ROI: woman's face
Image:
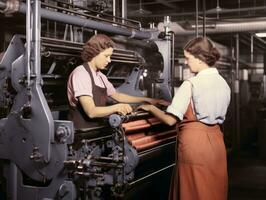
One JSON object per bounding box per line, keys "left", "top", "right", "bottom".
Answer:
{"left": 184, "top": 50, "right": 200, "bottom": 73}
{"left": 94, "top": 47, "right": 113, "bottom": 70}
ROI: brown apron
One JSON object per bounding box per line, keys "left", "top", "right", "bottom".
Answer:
{"left": 68, "top": 63, "right": 108, "bottom": 130}
{"left": 169, "top": 102, "right": 228, "bottom": 200}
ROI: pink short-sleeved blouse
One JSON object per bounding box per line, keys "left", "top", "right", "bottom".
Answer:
{"left": 67, "top": 65, "right": 116, "bottom": 107}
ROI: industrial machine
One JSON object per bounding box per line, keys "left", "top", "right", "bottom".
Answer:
{"left": 0, "top": 0, "right": 176, "bottom": 199}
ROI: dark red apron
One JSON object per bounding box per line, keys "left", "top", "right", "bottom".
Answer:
{"left": 69, "top": 63, "right": 108, "bottom": 130}
{"left": 169, "top": 102, "right": 228, "bottom": 200}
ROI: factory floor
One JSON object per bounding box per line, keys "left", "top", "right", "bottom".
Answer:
{"left": 228, "top": 147, "right": 266, "bottom": 200}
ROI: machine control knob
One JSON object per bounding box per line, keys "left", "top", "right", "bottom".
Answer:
{"left": 109, "top": 114, "right": 123, "bottom": 128}
{"left": 56, "top": 125, "right": 71, "bottom": 143}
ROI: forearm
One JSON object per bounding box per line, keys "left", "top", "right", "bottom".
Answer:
{"left": 83, "top": 105, "right": 117, "bottom": 118}
{"left": 79, "top": 96, "right": 117, "bottom": 118}
{"left": 149, "top": 106, "right": 177, "bottom": 126}
{"left": 112, "top": 92, "right": 149, "bottom": 103}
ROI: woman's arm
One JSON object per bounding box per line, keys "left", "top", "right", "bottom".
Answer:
{"left": 79, "top": 96, "right": 132, "bottom": 118}
{"left": 138, "top": 104, "right": 178, "bottom": 126}
{"left": 111, "top": 92, "right": 170, "bottom": 105}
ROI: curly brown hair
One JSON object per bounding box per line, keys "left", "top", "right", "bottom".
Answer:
{"left": 184, "top": 37, "right": 220, "bottom": 66}
{"left": 81, "top": 34, "right": 115, "bottom": 62}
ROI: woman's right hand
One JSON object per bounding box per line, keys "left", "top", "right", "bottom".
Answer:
{"left": 137, "top": 104, "right": 153, "bottom": 112}
{"left": 114, "top": 103, "right": 133, "bottom": 115}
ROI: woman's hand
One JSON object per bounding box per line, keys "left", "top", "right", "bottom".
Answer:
{"left": 137, "top": 104, "right": 154, "bottom": 112}
{"left": 138, "top": 104, "right": 177, "bottom": 126}
{"left": 114, "top": 103, "right": 133, "bottom": 115}
{"left": 145, "top": 98, "right": 171, "bottom": 106}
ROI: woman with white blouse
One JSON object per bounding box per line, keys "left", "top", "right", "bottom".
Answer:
{"left": 138, "top": 37, "right": 231, "bottom": 200}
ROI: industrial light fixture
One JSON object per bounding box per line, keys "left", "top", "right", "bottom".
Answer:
{"left": 255, "top": 32, "right": 266, "bottom": 37}
{"left": 129, "top": 0, "right": 151, "bottom": 16}
{"left": 206, "top": 0, "right": 223, "bottom": 19}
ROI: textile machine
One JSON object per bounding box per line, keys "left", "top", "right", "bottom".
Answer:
{"left": 0, "top": 0, "right": 176, "bottom": 199}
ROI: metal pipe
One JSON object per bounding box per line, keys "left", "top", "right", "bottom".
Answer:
{"left": 235, "top": 34, "right": 240, "bottom": 150}
{"left": 111, "top": 57, "right": 139, "bottom": 62}
{"left": 42, "top": 36, "right": 83, "bottom": 45}
{"left": 0, "top": 1, "right": 151, "bottom": 39}
{"left": 42, "top": 51, "right": 80, "bottom": 57}
{"left": 113, "top": 0, "right": 116, "bottom": 22}
{"left": 110, "top": 59, "right": 140, "bottom": 64}
{"left": 111, "top": 54, "right": 138, "bottom": 59}
{"left": 42, "top": 42, "right": 82, "bottom": 51}
{"left": 122, "top": 0, "right": 127, "bottom": 24}
{"left": 171, "top": 32, "right": 175, "bottom": 96}
{"left": 202, "top": 0, "right": 206, "bottom": 37}
{"left": 263, "top": 55, "right": 266, "bottom": 99}
{"left": 235, "top": 34, "right": 240, "bottom": 89}
{"left": 139, "top": 141, "right": 176, "bottom": 156}
{"left": 251, "top": 34, "right": 254, "bottom": 63}
{"left": 114, "top": 48, "right": 137, "bottom": 54}
{"left": 134, "top": 135, "right": 176, "bottom": 151}
{"left": 26, "top": 0, "right": 31, "bottom": 88}
{"left": 264, "top": 53, "right": 266, "bottom": 75}
{"left": 112, "top": 52, "right": 136, "bottom": 58}
{"left": 195, "top": 0, "right": 198, "bottom": 36}
{"left": 171, "top": 20, "right": 266, "bottom": 35}
{"left": 111, "top": 58, "right": 139, "bottom": 62}
{"left": 51, "top": 0, "right": 141, "bottom": 28}
{"left": 132, "top": 5, "right": 266, "bottom": 18}
{"left": 32, "top": 0, "right": 41, "bottom": 81}
{"left": 128, "top": 163, "right": 175, "bottom": 186}
{"left": 238, "top": 0, "right": 241, "bottom": 16}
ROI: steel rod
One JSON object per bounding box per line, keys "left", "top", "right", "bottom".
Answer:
{"left": 128, "top": 163, "right": 175, "bottom": 186}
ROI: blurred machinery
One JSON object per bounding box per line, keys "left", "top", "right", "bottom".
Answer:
{"left": 0, "top": 0, "right": 176, "bottom": 199}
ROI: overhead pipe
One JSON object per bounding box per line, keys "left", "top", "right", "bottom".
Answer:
{"left": 159, "top": 20, "right": 266, "bottom": 35}
{"left": 139, "top": 6, "right": 266, "bottom": 18}
{"left": 0, "top": 1, "right": 152, "bottom": 40}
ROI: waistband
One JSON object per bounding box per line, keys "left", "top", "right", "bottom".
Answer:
{"left": 178, "top": 120, "right": 221, "bottom": 131}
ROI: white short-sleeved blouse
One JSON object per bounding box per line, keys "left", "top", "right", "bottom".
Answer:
{"left": 166, "top": 68, "right": 231, "bottom": 124}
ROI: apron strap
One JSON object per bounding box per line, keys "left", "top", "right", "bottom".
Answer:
{"left": 83, "top": 62, "right": 107, "bottom": 89}
{"left": 186, "top": 80, "right": 197, "bottom": 120}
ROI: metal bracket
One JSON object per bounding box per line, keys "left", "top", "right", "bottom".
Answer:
{"left": 54, "top": 120, "right": 74, "bottom": 144}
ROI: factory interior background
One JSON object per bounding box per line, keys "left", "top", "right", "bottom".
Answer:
{"left": 1, "top": 0, "right": 266, "bottom": 199}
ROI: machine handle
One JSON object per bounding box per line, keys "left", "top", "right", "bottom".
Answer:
{"left": 109, "top": 111, "right": 150, "bottom": 128}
